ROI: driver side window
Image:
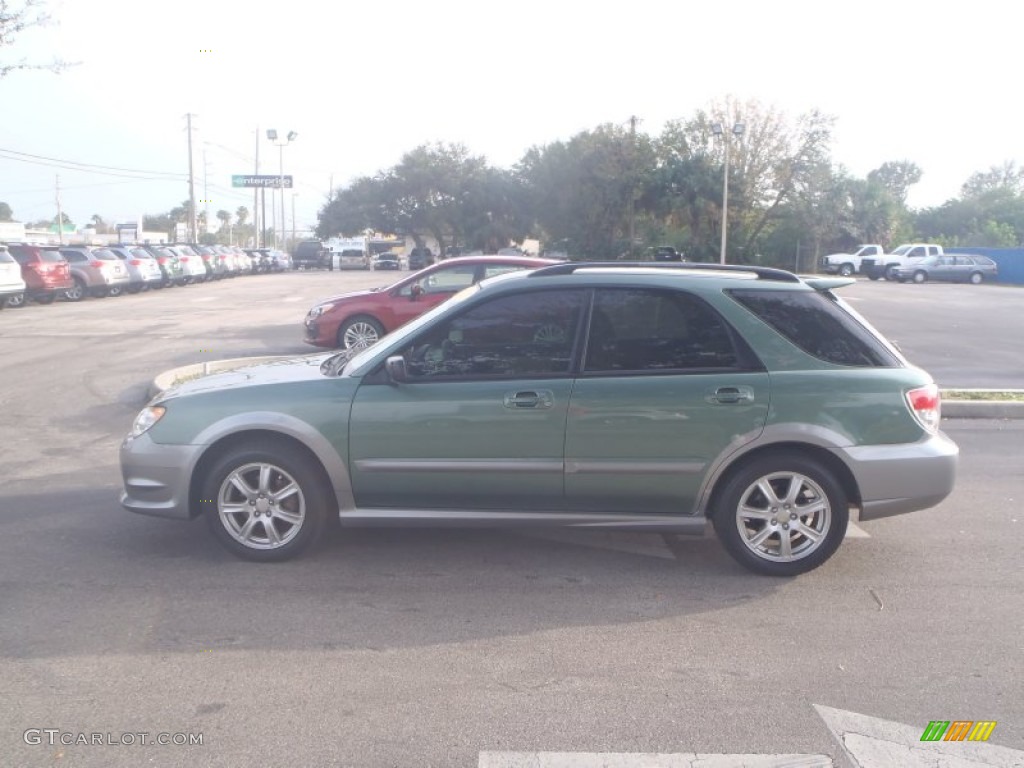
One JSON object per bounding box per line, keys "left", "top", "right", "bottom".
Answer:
{"left": 399, "top": 264, "right": 478, "bottom": 297}
{"left": 400, "top": 289, "right": 586, "bottom": 379}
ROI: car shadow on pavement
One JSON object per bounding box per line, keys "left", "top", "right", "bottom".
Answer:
{"left": 0, "top": 483, "right": 788, "bottom": 660}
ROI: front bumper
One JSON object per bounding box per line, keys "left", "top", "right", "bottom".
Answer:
{"left": 120, "top": 432, "right": 204, "bottom": 520}
{"left": 845, "top": 431, "right": 959, "bottom": 521}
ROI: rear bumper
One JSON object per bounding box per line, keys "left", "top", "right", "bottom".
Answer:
{"left": 844, "top": 431, "right": 959, "bottom": 521}
{"left": 120, "top": 433, "right": 202, "bottom": 520}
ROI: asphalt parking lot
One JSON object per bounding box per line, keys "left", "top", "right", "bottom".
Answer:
{"left": 1, "top": 272, "right": 1022, "bottom": 767}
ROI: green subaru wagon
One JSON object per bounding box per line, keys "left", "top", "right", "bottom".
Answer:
{"left": 120, "top": 263, "right": 958, "bottom": 575}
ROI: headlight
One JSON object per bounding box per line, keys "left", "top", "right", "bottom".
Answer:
{"left": 130, "top": 406, "right": 166, "bottom": 438}
{"left": 308, "top": 303, "right": 334, "bottom": 319}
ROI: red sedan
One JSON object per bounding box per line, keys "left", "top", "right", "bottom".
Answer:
{"left": 303, "top": 255, "right": 555, "bottom": 350}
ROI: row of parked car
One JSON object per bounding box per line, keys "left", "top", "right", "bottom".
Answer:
{"left": 0, "top": 243, "right": 293, "bottom": 307}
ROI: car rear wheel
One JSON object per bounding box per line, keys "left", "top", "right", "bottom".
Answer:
{"left": 712, "top": 453, "right": 849, "bottom": 576}
{"left": 883, "top": 265, "right": 898, "bottom": 281}
{"left": 969, "top": 272, "right": 984, "bottom": 285}
{"left": 338, "top": 316, "right": 384, "bottom": 351}
{"left": 913, "top": 271, "right": 927, "bottom": 284}
{"left": 201, "top": 442, "right": 329, "bottom": 562}
{"left": 4, "top": 293, "right": 25, "bottom": 308}
{"left": 64, "top": 278, "right": 87, "bottom": 302}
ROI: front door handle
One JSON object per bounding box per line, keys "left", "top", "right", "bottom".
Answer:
{"left": 708, "top": 386, "right": 755, "bottom": 404}
{"left": 504, "top": 390, "right": 554, "bottom": 409}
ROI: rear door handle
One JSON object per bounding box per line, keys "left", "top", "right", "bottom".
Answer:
{"left": 504, "top": 390, "right": 554, "bottom": 409}
{"left": 708, "top": 386, "right": 755, "bottom": 404}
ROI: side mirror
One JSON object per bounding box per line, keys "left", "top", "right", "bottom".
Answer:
{"left": 410, "top": 283, "right": 424, "bottom": 301}
{"left": 385, "top": 355, "right": 408, "bottom": 384}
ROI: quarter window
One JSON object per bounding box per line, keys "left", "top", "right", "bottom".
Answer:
{"left": 729, "top": 289, "right": 899, "bottom": 367}
{"left": 401, "top": 289, "right": 586, "bottom": 379}
{"left": 584, "top": 288, "right": 739, "bottom": 372}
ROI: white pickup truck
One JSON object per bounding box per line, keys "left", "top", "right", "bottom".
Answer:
{"left": 862, "top": 243, "right": 945, "bottom": 281}
{"left": 820, "top": 244, "right": 884, "bottom": 276}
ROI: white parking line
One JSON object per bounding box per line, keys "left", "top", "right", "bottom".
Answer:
{"left": 479, "top": 753, "right": 832, "bottom": 767}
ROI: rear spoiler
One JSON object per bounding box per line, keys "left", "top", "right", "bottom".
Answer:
{"left": 801, "top": 276, "right": 856, "bottom": 291}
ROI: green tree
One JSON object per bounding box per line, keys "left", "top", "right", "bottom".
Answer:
{"left": 961, "top": 161, "right": 1024, "bottom": 198}
{"left": 519, "top": 123, "right": 654, "bottom": 259}
{"left": 89, "top": 214, "right": 109, "bottom": 233}
{"left": 235, "top": 206, "right": 249, "bottom": 226}
{"left": 867, "top": 160, "right": 922, "bottom": 204}
{"left": 0, "top": 202, "right": 13, "bottom": 221}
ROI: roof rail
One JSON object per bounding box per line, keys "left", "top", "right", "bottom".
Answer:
{"left": 527, "top": 261, "right": 801, "bottom": 283}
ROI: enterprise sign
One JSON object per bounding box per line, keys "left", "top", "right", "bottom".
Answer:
{"left": 231, "top": 175, "right": 294, "bottom": 188}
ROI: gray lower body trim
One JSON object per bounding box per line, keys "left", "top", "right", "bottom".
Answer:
{"left": 337, "top": 508, "right": 707, "bottom": 534}
{"left": 119, "top": 434, "right": 200, "bottom": 520}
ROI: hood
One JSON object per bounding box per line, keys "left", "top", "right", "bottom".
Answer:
{"left": 158, "top": 353, "right": 336, "bottom": 401}
{"left": 311, "top": 287, "right": 384, "bottom": 307}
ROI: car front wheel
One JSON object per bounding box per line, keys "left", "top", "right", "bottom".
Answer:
{"left": 838, "top": 263, "right": 854, "bottom": 277}
{"left": 201, "top": 442, "right": 329, "bottom": 561}
{"left": 712, "top": 453, "right": 849, "bottom": 576}
{"left": 338, "top": 316, "right": 384, "bottom": 351}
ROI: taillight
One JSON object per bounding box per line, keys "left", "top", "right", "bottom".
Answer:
{"left": 158, "top": 257, "right": 167, "bottom": 264}
{"left": 906, "top": 384, "right": 941, "bottom": 433}
{"left": 129, "top": 259, "right": 142, "bottom": 266}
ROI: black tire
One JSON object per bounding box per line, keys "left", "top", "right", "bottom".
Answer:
{"left": 838, "top": 263, "right": 854, "bottom": 277}
{"left": 883, "top": 265, "right": 898, "bottom": 281}
{"left": 969, "top": 271, "right": 984, "bottom": 285}
{"left": 34, "top": 293, "right": 57, "bottom": 305}
{"left": 711, "top": 453, "right": 849, "bottom": 576}
{"left": 4, "top": 293, "right": 25, "bottom": 308}
{"left": 912, "top": 271, "right": 927, "bottom": 284}
{"left": 200, "top": 441, "right": 329, "bottom": 562}
{"left": 108, "top": 285, "right": 124, "bottom": 297}
{"left": 337, "top": 315, "right": 385, "bottom": 351}
{"left": 64, "top": 277, "right": 87, "bottom": 302}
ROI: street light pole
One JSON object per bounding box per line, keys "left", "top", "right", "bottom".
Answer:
{"left": 291, "top": 193, "right": 297, "bottom": 249}
{"left": 712, "top": 121, "right": 745, "bottom": 264}
{"left": 266, "top": 129, "right": 297, "bottom": 251}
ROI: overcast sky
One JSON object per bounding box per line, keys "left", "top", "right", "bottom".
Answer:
{"left": 1, "top": 0, "right": 1020, "bottom": 234}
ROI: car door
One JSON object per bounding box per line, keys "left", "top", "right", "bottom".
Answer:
{"left": 564, "top": 288, "right": 770, "bottom": 515}
{"left": 386, "top": 262, "right": 481, "bottom": 328}
{"left": 349, "top": 287, "right": 588, "bottom": 510}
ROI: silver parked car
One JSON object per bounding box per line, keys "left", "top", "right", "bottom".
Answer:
{"left": 168, "top": 245, "right": 209, "bottom": 284}
{"left": 108, "top": 246, "right": 164, "bottom": 292}
{"left": 0, "top": 244, "right": 27, "bottom": 308}
{"left": 893, "top": 254, "right": 999, "bottom": 284}
{"left": 59, "top": 246, "right": 132, "bottom": 300}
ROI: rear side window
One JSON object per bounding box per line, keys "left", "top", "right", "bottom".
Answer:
{"left": 729, "top": 289, "right": 899, "bottom": 367}
{"left": 39, "top": 249, "right": 64, "bottom": 263}
{"left": 585, "top": 288, "right": 741, "bottom": 372}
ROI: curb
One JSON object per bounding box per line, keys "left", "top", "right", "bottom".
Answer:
{"left": 941, "top": 400, "right": 1024, "bottom": 420}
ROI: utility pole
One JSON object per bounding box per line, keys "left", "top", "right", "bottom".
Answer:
{"left": 55, "top": 174, "right": 64, "bottom": 245}
{"left": 203, "top": 148, "right": 210, "bottom": 240}
{"left": 185, "top": 113, "right": 197, "bottom": 243}
{"left": 291, "top": 193, "right": 297, "bottom": 248}
{"left": 254, "top": 125, "right": 260, "bottom": 247}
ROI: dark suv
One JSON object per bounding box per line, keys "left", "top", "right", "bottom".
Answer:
{"left": 407, "top": 247, "right": 435, "bottom": 270}
{"left": 292, "top": 240, "right": 330, "bottom": 270}
{"left": 6, "top": 243, "right": 74, "bottom": 304}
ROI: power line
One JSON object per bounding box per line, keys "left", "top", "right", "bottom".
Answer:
{"left": 0, "top": 147, "right": 187, "bottom": 178}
